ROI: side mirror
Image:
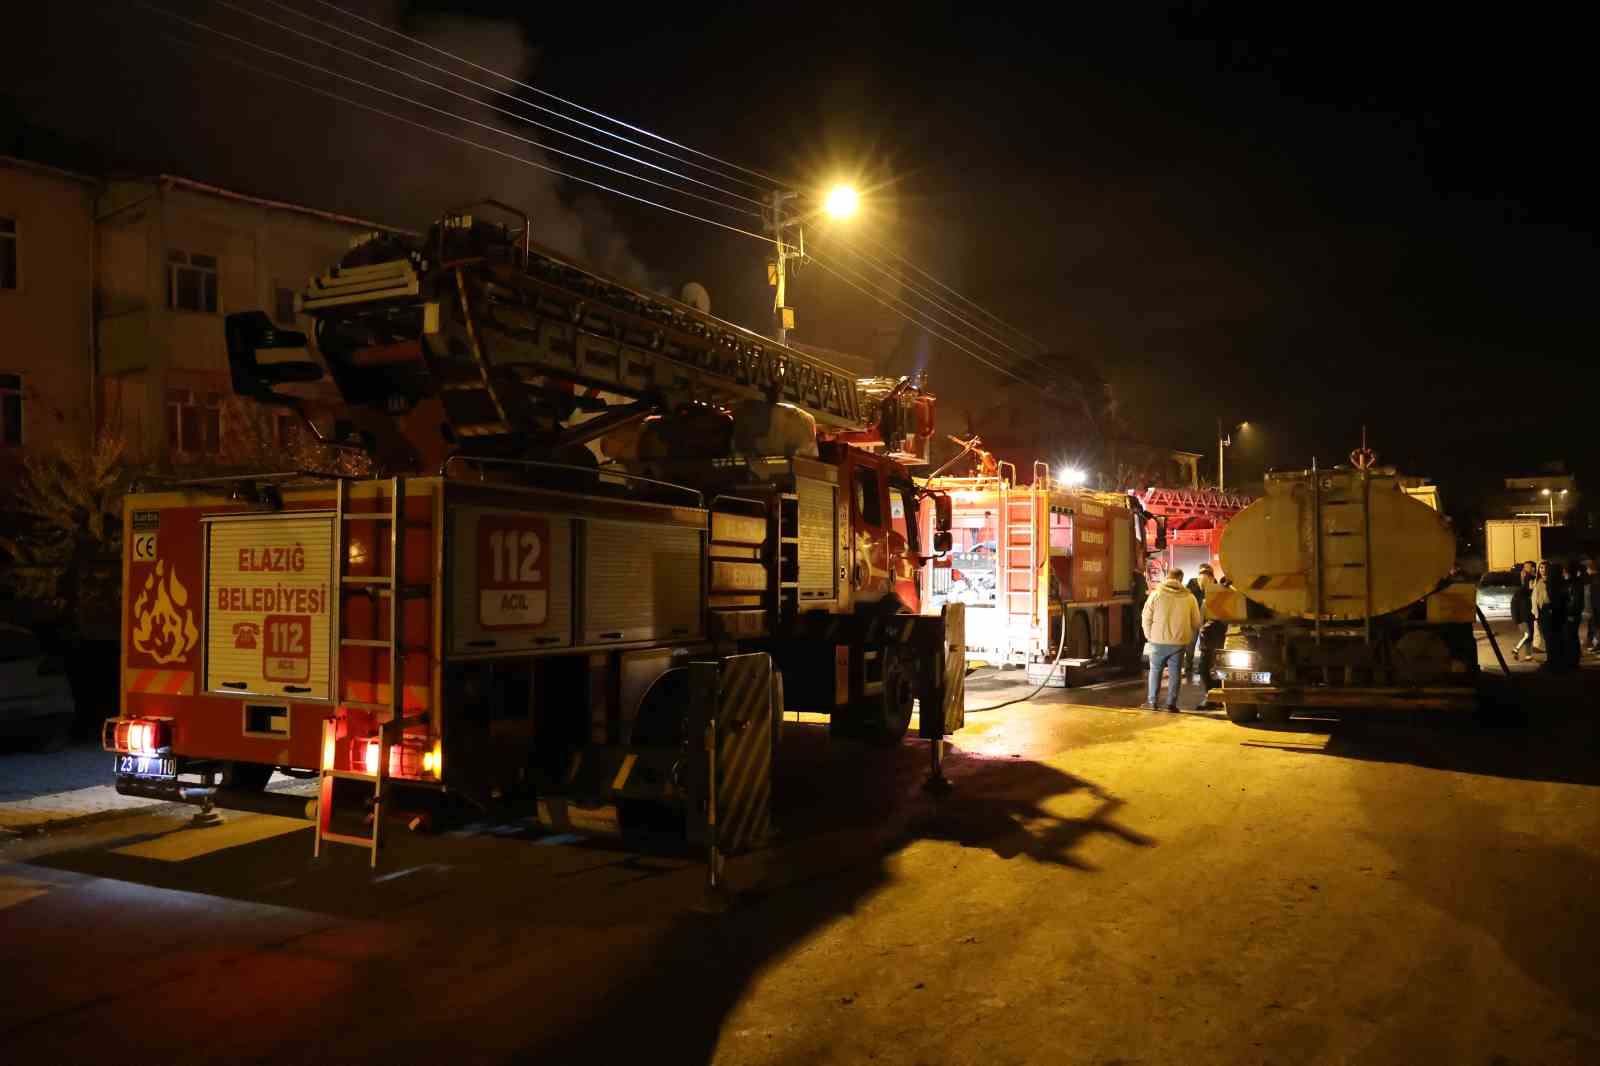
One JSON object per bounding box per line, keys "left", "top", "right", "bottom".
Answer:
{"left": 933, "top": 530, "right": 953, "bottom": 555}
{"left": 1153, "top": 516, "right": 1168, "bottom": 552}
{"left": 934, "top": 493, "right": 953, "bottom": 532}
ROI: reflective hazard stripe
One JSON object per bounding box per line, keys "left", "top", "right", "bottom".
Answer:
{"left": 127, "top": 670, "right": 195, "bottom": 695}
{"left": 1249, "top": 573, "right": 1308, "bottom": 591}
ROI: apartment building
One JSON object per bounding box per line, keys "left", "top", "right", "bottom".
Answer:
{"left": 0, "top": 155, "right": 97, "bottom": 475}
{"left": 95, "top": 175, "right": 401, "bottom": 465}
{"left": 0, "top": 155, "right": 403, "bottom": 477}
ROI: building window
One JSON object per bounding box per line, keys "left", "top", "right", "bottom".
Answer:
{"left": 274, "top": 286, "right": 297, "bottom": 325}
{"left": 1, "top": 373, "right": 21, "bottom": 445}
{"left": 166, "top": 388, "right": 221, "bottom": 455}
{"left": 167, "top": 250, "right": 219, "bottom": 313}
{"left": 1, "top": 217, "right": 16, "bottom": 290}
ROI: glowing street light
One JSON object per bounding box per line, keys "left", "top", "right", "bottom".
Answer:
{"left": 1059, "top": 466, "right": 1086, "bottom": 487}
{"left": 1541, "top": 487, "right": 1569, "bottom": 523}
{"left": 823, "top": 184, "right": 860, "bottom": 219}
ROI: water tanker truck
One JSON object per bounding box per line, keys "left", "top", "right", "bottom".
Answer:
{"left": 1202, "top": 459, "right": 1481, "bottom": 725}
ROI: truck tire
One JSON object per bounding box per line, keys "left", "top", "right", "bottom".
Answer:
{"left": 864, "top": 647, "right": 916, "bottom": 746}
{"left": 1224, "top": 700, "right": 1258, "bottom": 725}
{"left": 1258, "top": 704, "right": 1292, "bottom": 725}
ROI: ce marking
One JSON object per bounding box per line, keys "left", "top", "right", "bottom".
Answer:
{"left": 132, "top": 533, "right": 159, "bottom": 562}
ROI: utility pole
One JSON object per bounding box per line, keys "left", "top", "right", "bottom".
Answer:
{"left": 766, "top": 190, "right": 800, "bottom": 345}
{"left": 1217, "top": 417, "right": 1230, "bottom": 494}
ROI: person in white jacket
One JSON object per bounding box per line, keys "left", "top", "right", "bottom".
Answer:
{"left": 1142, "top": 568, "right": 1203, "bottom": 710}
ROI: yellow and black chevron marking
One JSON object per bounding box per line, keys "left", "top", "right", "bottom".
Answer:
{"left": 1249, "top": 573, "right": 1308, "bottom": 591}
{"left": 922, "top": 602, "right": 967, "bottom": 737}
{"left": 687, "top": 653, "right": 773, "bottom": 855}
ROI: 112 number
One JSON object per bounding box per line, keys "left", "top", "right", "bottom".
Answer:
{"left": 488, "top": 530, "right": 542, "bottom": 584}
{"left": 267, "top": 620, "right": 305, "bottom": 655}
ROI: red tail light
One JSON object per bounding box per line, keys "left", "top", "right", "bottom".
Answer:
{"left": 106, "top": 717, "right": 173, "bottom": 754}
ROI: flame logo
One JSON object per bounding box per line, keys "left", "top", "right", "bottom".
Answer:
{"left": 132, "top": 559, "right": 200, "bottom": 665}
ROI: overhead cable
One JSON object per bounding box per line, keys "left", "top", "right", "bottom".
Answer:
{"left": 157, "top": 31, "right": 796, "bottom": 250}
{"left": 217, "top": 0, "right": 765, "bottom": 212}
{"left": 146, "top": 4, "right": 754, "bottom": 218}
{"left": 302, "top": 0, "right": 789, "bottom": 191}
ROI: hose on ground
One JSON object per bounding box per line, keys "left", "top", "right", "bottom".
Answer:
{"left": 966, "top": 615, "right": 1070, "bottom": 713}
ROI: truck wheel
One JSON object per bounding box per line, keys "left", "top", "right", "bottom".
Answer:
{"left": 1224, "top": 701, "right": 1259, "bottom": 725}
{"left": 1258, "top": 704, "right": 1292, "bottom": 725}
{"left": 865, "top": 648, "right": 916, "bottom": 746}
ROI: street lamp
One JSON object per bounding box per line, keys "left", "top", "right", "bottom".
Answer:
{"left": 1541, "top": 487, "right": 1569, "bottom": 523}
{"left": 823, "top": 184, "right": 860, "bottom": 220}
{"left": 766, "top": 182, "right": 863, "bottom": 345}
{"left": 1217, "top": 419, "right": 1250, "bottom": 493}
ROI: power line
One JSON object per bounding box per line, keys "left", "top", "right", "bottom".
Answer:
{"left": 303, "top": 0, "right": 790, "bottom": 192}
{"left": 799, "top": 194, "right": 1050, "bottom": 352}
{"left": 218, "top": 0, "right": 765, "bottom": 212}
{"left": 146, "top": 4, "right": 754, "bottom": 219}
{"left": 801, "top": 249, "right": 1042, "bottom": 389}
{"left": 250, "top": 0, "right": 772, "bottom": 208}
{"left": 157, "top": 31, "right": 795, "bottom": 250}
{"left": 808, "top": 231, "right": 1058, "bottom": 374}
{"left": 150, "top": 8, "right": 1044, "bottom": 387}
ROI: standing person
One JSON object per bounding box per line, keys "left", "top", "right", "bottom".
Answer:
{"left": 1184, "top": 566, "right": 1212, "bottom": 682}
{"left": 1531, "top": 561, "right": 1550, "bottom": 658}
{"left": 1190, "top": 564, "right": 1222, "bottom": 682}
{"left": 1564, "top": 560, "right": 1585, "bottom": 667}
{"left": 1142, "top": 567, "right": 1202, "bottom": 711}
{"left": 1586, "top": 560, "right": 1600, "bottom": 653}
{"left": 1511, "top": 561, "right": 1536, "bottom": 662}
{"left": 1537, "top": 562, "right": 1567, "bottom": 672}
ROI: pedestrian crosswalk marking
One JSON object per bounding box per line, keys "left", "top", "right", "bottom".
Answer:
{"left": 113, "top": 813, "right": 309, "bottom": 862}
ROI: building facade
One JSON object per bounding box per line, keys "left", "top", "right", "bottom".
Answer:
{"left": 0, "top": 156, "right": 97, "bottom": 476}
{"left": 93, "top": 175, "right": 400, "bottom": 466}
{"left": 2, "top": 157, "right": 404, "bottom": 480}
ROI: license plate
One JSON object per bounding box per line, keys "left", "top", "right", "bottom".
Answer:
{"left": 1224, "top": 670, "right": 1273, "bottom": 685}
{"left": 115, "top": 754, "right": 176, "bottom": 779}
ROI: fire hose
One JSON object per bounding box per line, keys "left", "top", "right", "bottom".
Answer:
{"left": 965, "top": 611, "right": 1070, "bottom": 713}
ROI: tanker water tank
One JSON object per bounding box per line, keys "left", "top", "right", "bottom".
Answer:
{"left": 1219, "top": 469, "right": 1455, "bottom": 621}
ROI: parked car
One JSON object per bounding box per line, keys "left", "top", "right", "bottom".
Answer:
{"left": 0, "top": 623, "right": 74, "bottom": 752}
{"left": 1476, "top": 569, "right": 1519, "bottom": 621}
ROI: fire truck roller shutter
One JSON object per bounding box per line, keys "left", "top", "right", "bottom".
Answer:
{"left": 205, "top": 515, "right": 335, "bottom": 700}
{"left": 796, "top": 476, "right": 839, "bottom": 604}
{"left": 584, "top": 520, "right": 704, "bottom": 645}
{"left": 448, "top": 508, "right": 574, "bottom": 654}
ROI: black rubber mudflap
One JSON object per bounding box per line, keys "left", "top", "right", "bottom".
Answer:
{"left": 686, "top": 652, "right": 773, "bottom": 855}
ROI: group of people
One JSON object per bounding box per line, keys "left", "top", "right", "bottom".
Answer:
{"left": 1509, "top": 558, "right": 1600, "bottom": 671}
{"left": 1139, "top": 563, "right": 1228, "bottom": 711}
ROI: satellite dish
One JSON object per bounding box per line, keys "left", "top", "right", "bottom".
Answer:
{"left": 681, "top": 282, "right": 711, "bottom": 313}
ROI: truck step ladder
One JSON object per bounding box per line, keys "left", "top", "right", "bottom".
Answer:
{"left": 1000, "top": 465, "right": 1039, "bottom": 662}
{"left": 315, "top": 476, "right": 407, "bottom": 867}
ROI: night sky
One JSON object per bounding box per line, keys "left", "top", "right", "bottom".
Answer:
{"left": 6, "top": 1, "right": 1594, "bottom": 518}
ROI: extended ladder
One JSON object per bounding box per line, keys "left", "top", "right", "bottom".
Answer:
{"left": 315, "top": 476, "right": 409, "bottom": 867}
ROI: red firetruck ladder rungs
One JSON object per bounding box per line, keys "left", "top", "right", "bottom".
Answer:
{"left": 315, "top": 476, "right": 406, "bottom": 867}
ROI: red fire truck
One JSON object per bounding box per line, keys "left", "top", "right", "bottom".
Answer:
{"left": 919, "top": 460, "right": 1152, "bottom": 672}
{"left": 105, "top": 204, "right": 965, "bottom": 870}
{"left": 1134, "top": 486, "right": 1252, "bottom": 584}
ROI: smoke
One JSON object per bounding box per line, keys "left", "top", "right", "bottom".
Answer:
{"left": 346, "top": 3, "right": 658, "bottom": 288}
{"left": 7, "top": 0, "right": 658, "bottom": 289}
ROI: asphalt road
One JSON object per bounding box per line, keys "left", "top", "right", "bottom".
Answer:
{"left": 2, "top": 665, "right": 1597, "bottom": 1065}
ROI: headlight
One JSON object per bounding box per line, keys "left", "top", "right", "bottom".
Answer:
{"left": 1223, "top": 648, "right": 1255, "bottom": 671}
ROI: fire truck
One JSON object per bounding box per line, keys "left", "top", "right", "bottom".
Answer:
{"left": 1135, "top": 485, "right": 1252, "bottom": 584}
{"left": 918, "top": 458, "right": 1151, "bottom": 673}
{"left": 105, "top": 203, "right": 965, "bottom": 870}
